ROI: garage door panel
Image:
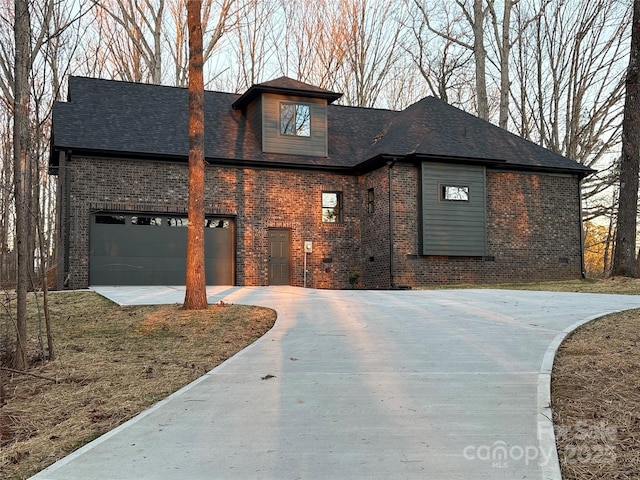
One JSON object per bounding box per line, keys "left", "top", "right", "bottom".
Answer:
{"left": 91, "top": 242, "right": 188, "bottom": 258}
{"left": 91, "top": 256, "right": 187, "bottom": 270}
{"left": 90, "top": 214, "right": 234, "bottom": 285}
{"left": 90, "top": 256, "right": 185, "bottom": 272}
{"left": 93, "top": 269, "right": 178, "bottom": 286}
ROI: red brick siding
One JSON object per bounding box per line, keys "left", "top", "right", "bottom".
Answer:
{"left": 231, "top": 167, "right": 360, "bottom": 288}
{"left": 61, "top": 156, "right": 583, "bottom": 289}
{"left": 358, "top": 168, "right": 392, "bottom": 289}
{"left": 63, "top": 156, "right": 360, "bottom": 289}
{"left": 391, "top": 167, "right": 583, "bottom": 285}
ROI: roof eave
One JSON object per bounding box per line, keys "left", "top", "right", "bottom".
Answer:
{"left": 490, "top": 162, "right": 596, "bottom": 179}
{"left": 232, "top": 85, "right": 343, "bottom": 110}
{"left": 352, "top": 152, "right": 594, "bottom": 178}
{"left": 411, "top": 152, "right": 594, "bottom": 177}
{"left": 411, "top": 153, "right": 508, "bottom": 167}
{"left": 52, "top": 147, "right": 188, "bottom": 165}
{"left": 207, "top": 156, "right": 353, "bottom": 173}
{"left": 51, "top": 147, "right": 356, "bottom": 174}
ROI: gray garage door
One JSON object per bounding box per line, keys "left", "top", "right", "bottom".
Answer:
{"left": 90, "top": 213, "right": 234, "bottom": 285}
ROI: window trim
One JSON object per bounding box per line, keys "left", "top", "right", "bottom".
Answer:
{"left": 441, "top": 184, "right": 470, "bottom": 202}
{"left": 322, "top": 191, "right": 343, "bottom": 223}
{"left": 279, "top": 102, "right": 312, "bottom": 137}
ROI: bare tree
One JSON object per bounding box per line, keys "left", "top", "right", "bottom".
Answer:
{"left": 184, "top": 0, "right": 208, "bottom": 310}
{"left": 89, "top": 0, "right": 165, "bottom": 84}
{"left": 404, "top": 1, "right": 473, "bottom": 107}
{"left": 13, "top": 0, "right": 31, "bottom": 369}
{"left": 0, "top": 0, "right": 88, "bottom": 366}
{"left": 469, "top": 0, "right": 489, "bottom": 119}
{"left": 408, "top": 0, "right": 555, "bottom": 127}
{"left": 612, "top": 0, "right": 640, "bottom": 277}
{"left": 509, "top": 0, "right": 631, "bottom": 225}
{"left": 336, "top": 0, "right": 405, "bottom": 107}
{"left": 166, "top": 0, "right": 189, "bottom": 86}
{"left": 409, "top": 0, "right": 491, "bottom": 119}
{"left": 381, "top": 57, "right": 430, "bottom": 110}
{"left": 168, "top": 0, "right": 242, "bottom": 88}
{"left": 275, "top": 0, "right": 346, "bottom": 90}
{"left": 486, "top": 0, "right": 549, "bottom": 129}
{"left": 230, "top": 0, "right": 278, "bottom": 90}
{"left": 0, "top": 111, "right": 14, "bottom": 286}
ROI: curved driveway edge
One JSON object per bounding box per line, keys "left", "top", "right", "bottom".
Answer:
{"left": 32, "top": 287, "right": 640, "bottom": 480}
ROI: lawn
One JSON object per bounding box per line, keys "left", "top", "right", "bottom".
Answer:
{"left": 1, "top": 278, "right": 639, "bottom": 479}
{"left": 0, "top": 292, "right": 276, "bottom": 479}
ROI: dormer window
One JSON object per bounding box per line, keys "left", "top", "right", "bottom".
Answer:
{"left": 280, "top": 103, "right": 311, "bottom": 137}
{"left": 232, "top": 77, "right": 342, "bottom": 157}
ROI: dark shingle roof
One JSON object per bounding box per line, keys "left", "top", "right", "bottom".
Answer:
{"left": 232, "top": 76, "right": 343, "bottom": 110}
{"left": 367, "top": 97, "right": 583, "bottom": 172}
{"left": 50, "top": 76, "right": 592, "bottom": 177}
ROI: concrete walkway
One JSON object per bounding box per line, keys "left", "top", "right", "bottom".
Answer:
{"left": 31, "top": 286, "right": 640, "bottom": 479}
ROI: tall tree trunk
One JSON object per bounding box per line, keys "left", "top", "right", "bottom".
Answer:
{"left": 473, "top": 0, "right": 489, "bottom": 120}
{"left": 13, "top": 0, "right": 32, "bottom": 369}
{"left": 603, "top": 192, "right": 617, "bottom": 276}
{"left": 612, "top": 0, "right": 640, "bottom": 277}
{"left": 184, "top": 0, "right": 207, "bottom": 310}
{"left": 0, "top": 127, "right": 12, "bottom": 284}
{"left": 488, "top": 0, "right": 515, "bottom": 129}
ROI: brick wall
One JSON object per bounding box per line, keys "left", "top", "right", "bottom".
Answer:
{"left": 61, "top": 156, "right": 584, "bottom": 289}
{"left": 390, "top": 167, "right": 584, "bottom": 285}
{"left": 358, "top": 167, "right": 392, "bottom": 289}
{"left": 231, "top": 167, "right": 361, "bottom": 288}
{"left": 62, "top": 156, "right": 360, "bottom": 289}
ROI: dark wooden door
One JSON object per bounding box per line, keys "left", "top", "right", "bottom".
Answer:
{"left": 268, "top": 229, "right": 290, "bottom": 285}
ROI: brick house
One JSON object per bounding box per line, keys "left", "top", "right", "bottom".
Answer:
{"left": 49, "top": 76, "right": 592, "bottom": 290}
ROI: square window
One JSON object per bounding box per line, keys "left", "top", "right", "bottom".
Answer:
{"left": 442, "top": 185, "right": 469, "bottom": 201}
{"left": 322, "top": 191, "right": 342, "bottom": 223}
{"left": 281, "top": 103, "right": 311, "bottom": 137}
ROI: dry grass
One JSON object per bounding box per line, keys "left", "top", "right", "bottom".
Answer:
{"left": 2, "top": 278, "right": 640, "bottom": 479}
{"left": 0, "top": 291, "right": 275, "bottom": 479}
{"left": 552, "top": 307, "right": 640, "bottom": 479}
{"left": 435, "top": 276, "right": 640, "bottom": 295}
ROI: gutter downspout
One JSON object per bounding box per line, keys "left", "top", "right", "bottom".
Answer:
{"left": 579, "top": 178, "right": 587, "bottom": 278}
{"left": 64, "top": 152, "right": 73, "bottom": 288}
{"left": 56, "top": 150, "right": 71, "bottom": 289}
{"left": 388, "top": 158, "right": 398, "bottom": 288}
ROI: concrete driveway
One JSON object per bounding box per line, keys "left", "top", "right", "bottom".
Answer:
{"left": 31, "top": 286, "right": 640, "bottom": 479}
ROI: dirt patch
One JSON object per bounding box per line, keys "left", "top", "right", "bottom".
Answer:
{"left": 0, "top": 291, "right": 275, "bottom": 479}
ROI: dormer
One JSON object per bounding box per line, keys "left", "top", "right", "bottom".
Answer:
{"left": 232, "top": 77, "right": 342, "bottom": 157}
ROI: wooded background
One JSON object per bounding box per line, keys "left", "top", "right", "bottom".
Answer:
{"left": 0, "top": 0, "right": 633, "bottom": 287}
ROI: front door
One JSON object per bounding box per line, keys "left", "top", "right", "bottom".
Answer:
{"left": 268, "top": 229, "right": 290, "bottom": 285}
